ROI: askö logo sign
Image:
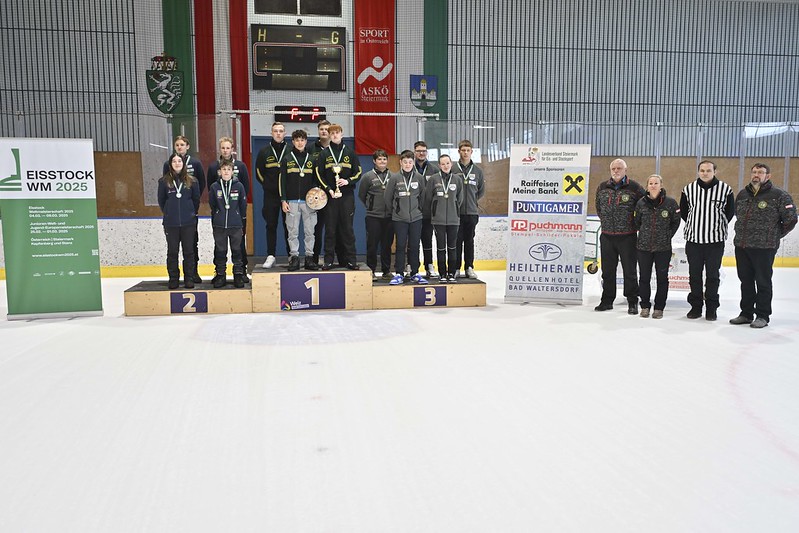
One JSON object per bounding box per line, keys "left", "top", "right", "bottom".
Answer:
{"left": 0, "top": 148, "right": 22, "bottom": 192}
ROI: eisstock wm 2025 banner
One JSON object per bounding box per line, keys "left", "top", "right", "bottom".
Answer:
{"left": 0, "top": 138, "right": 102, "bottom": 319}
{"left": 505, "top": 145, "right": 591, "bottom": 305}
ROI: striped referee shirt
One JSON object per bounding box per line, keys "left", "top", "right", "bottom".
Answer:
{"left": 679, "top": 178, "right": 735, "bottom": 243}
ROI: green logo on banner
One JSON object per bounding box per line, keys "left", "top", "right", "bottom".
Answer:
{"left": 0, "top": 148, "right": 22, "bottom": 192}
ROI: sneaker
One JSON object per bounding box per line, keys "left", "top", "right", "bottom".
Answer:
{"left": 628, "top": 302, "right": 638, "bottom": 315}
{"left": 288, "top": 255, "right": 300, "bottom": 271}
{"left": 240, "top": 272, "right": 250, "bottom": 283}
{"left": 594, "top": 303, "right": 613, "bottom": 312}
{"left": 321, "top": 262, "right": 334, "bottom": 271}
{"left": 212, "top": 274, "right": 226, "bottom": 288}
{"left": 729, "top": 314, "right": 753, "bottom": 325}
{"left": 372, "top": 270, "right": 379, "bottom": 280}
{"left": 192, "top": 273, "right": 203, "bottom": 284}
{"left": 184, "top": 278, "right": 194, "bottom": 289}
{"left": 447, "top": 274, "right": 458, "bottom": 283}
{"left": 168, "top": 278, "right": 179, "bottom": 290}
{"left": 686, "top": 308, "right": 702, "bottom": 319}
{"left": 426, "top": 264, "right": 440, "bottom": 278}
{"left": 381, "top": 271, "right": 392, "bottom": 279}
{"left": 346, "top": 262, "right": 360, "bottom": 270}
{"left": 750, "top": 317, "right": 769, "bottom": 329}
{"left": 233, "top": 274, "right": 245, "bottom": 288}
{"left": 705, "top": 309, "right": 717, "bottom": 321}
{"left": 439, "top": 276, "right": 448, "bottom": 284}
{"left": 640, "top": 307, "right": 650, "bottom": 318}
{"left": 652, "top": 309, "right": 664, "bottom": 319}
{"left": 304, "top": 257, "right": 319, "bottom": 271}
{"left": 264, "top": 255, "right": 276, "bottom": 268}
{"left": 412, "top": 273, "right": 429, "bottom": 285}
{"left": 389, "top": 273, "right": 404, "bottom": 285}
{"left": 465, "top": 267, "right": 478, "bottom": 279}
{"left": 456, "top": 270, "right": 465, "bottom": 278}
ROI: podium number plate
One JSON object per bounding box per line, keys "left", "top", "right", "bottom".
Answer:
{"left": 280, "top": 273, "right": 346, "bottom": 310}
{"left": 170, "top": 292, "right": 209, "bottom": 313}
{"left": 413, "top": 286, "right": 447, "bottom": 307}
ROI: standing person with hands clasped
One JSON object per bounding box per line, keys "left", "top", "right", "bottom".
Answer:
{"left": 424, "top": 154, "right": 464, "bottom": 283}
{"left": 385, "top": 150, "right": 427, "bottom": 285}
{"left": 358, "top": 150, "right": 394, "bottom": 279}
{"left": 158, "top": 153, "right": 201, "bottom": 290}
{"left": 633, "top": 175, "right": 681, "bottom": 319}
{"left": 280, "top": 130, "right": 319, "bottom": 272}
{"left": 208, "top": 160, "right": 248, "bottom": 288}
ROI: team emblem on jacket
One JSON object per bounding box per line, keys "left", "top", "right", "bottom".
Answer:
{"left": 216, "top": 190, "right": 223, "bottom": 198}
{"left": 661, "top": 210, "right": 669, "bottom": 218}
{"left": 758, "top": 201, "right": 767, "bottom": 209}
{"left": 449, "top": 184, "right": 457, "bottom": 191}
{"left": 621, "top": 194, "right": 630, "bottom": 202}
{"left": 411, "top": 182, "right": 418, "bottom": 189}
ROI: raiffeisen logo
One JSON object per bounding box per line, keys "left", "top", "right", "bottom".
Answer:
{"left": 0, "top": 148, "right": 22, "bottom": 192}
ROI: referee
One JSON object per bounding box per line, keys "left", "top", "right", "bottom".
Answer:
{"left": 679, "top": 160, "right": 735, "bottom": 321}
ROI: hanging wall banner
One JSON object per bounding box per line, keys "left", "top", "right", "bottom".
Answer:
{"left": 0, "top": 138, "right": 103, "bottom": 319}
{"left": 354, "top": 0, "right": 396, "bottom": 154}
{"left": 505, "top": 144, "right": 591, "bottom": 305}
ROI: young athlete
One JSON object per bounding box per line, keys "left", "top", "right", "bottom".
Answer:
{"left": 385, "top": 150, "right": 427, "bottom": 285}
{"left": 208, "top": 160, "right": 248, "bottom": 288}
{"left": 358, "top": 150, "right": 394, "bottom": 279}
{"left": 424, "top": 154, "right": 464, "bottom": 282}
{"left": 280, "top": 130, "right": 319, "bottom": 271}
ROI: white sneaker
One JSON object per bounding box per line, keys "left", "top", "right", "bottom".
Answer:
{"left": 465, "top": 267, "right": 478, "bottom": 279}
{"left": 264, "top": 255, "right": 276, "bottom": 268}
{"left": 456, "top": 270, "right": 465, "bottom": 278}
{"left": 426, "top": 264, "right": 440, "bottom": 278}
{"left": 389, "top": 273, "right": 404, "bottom": 285}
{"left": 372, "top": 270, "right": 379, "bottom": 280}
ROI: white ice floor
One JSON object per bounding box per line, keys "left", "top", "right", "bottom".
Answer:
{"left": 1, "top": 268, "right": 798, "bottom": 532}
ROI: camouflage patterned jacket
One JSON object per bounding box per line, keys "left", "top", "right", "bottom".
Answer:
{"left": 596, "top": 176, "right": 645, "bottom": 235}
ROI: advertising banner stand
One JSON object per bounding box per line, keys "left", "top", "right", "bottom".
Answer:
{"left": 505, "top": 144, "right": 591, "bottom": 305}
{"left": 0, "top": 138, "right": 103, "bottom": 319}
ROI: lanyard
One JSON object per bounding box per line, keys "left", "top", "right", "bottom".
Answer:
{"left": 291, "top": 152, "right": 309, "bottom": 175}
{"left": 221, "top": 179, "right": 232, "bottom": 209}
{"left": 402, "top": 171, "right": 413, "bottom": 192}
{"left": 271, "top": 143, "right": 286, "bottom": 163}
{"left": 457, "top": 162, "right": 472, "bottom": 182}
{"left": 376, "top": 169, "right": 389, "bottom": 188}
{"left": 174, "top": 180, "right": 183, "bottom": 198}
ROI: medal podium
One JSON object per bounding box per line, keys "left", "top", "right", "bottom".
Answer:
{"left": 124, "top": 266, "right": 486, "bottom": 316}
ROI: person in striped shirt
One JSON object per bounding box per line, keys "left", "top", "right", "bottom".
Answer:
{"left": 679, "top": 160, "right": 735, "bottom": 321}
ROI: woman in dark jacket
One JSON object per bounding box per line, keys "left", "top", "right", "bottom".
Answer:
{"left": 157, "top": 153, "right": 201, "bottom": 289}
{"left": 633, "top": 174, "right": 681, "bottom": 318}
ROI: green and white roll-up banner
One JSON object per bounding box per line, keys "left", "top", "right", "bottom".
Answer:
{"left": 0, "top": 138, "right": 103, "bottom": 319}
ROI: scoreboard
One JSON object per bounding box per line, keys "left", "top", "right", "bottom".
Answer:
{"left": 251, "top": 25, "right": 346, "bottom": 92}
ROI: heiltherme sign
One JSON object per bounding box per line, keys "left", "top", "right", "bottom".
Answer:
{"left": 0, "top": 138, "right": 103, "bottom": 319}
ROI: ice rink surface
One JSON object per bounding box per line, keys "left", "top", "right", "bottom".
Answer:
{"left": 1, "top": 268, "right": 798, "bottom": 532}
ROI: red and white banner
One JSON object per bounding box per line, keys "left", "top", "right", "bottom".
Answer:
{"left": 354, "top": 0, "right": 395, "bottom": 154}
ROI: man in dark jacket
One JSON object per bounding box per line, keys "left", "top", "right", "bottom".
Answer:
{"left": 595, "top": 158, "right": 645, "bottom": 314}
{"left": 729, "top": 163, "right": 797, "bottom": 328}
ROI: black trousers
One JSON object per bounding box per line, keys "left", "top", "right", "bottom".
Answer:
{"left": 735, "top": 246, "right": 777, "bottom": 322}
{"left": 313, "top": 205, "right": 348, "bottom": 264}
{"left": 212, "top": 227, "right": 244, "bottom": 275}
{"left": 599, "top": 233, "right": 638, "bottom": 304}
{"left": 165, "top": 225, "right": 196, "bottom": 280}
{"left": 420, "top": 218, "right": 434, "bottom": 267}
{"left": 365, "top": 215, "right": 393, "bottom": 274}
{"left": 637, "top": 249, "right": 671, "bottom": 311}
{"left": 324, "top": 193, "right": 357, "bottom": 265}
{"left": 394, "top": 219, "right": 422, "bottom": 275}
{"left": 685, "top": 241, "right": 724, "bottom": 312}
{"left": 434, "top": 224, "right": 459, "bottom": 276}
{"left": 214, "top": 226, "right": 248, "bottom": 270}
{"left": 456, "top": 214, "right": 479, "bottom": 270}
{"left": 262, "top": 191, "right": 288, "bottom": 256}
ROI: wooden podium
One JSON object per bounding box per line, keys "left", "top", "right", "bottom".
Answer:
{"left": 124, "top": 268, "right": 486, "bottom": 316}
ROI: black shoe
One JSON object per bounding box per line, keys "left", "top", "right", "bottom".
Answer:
{"left": 184, "top": 278, "right": 195, "bottom": 289}
{"left": 212, "top": 274, "right": 226, "bottom": 288}
{"left": 687, "top": 308, "right": 702, "bottom": 319}
{"left": 346, "top": 262, "right": 360, "bottom": 270}
{"left": 305, "top": 257, "right": 319, "bottom": 271}
{"left": 628, "top": 302, "right": 638, "bottom": 315}
{"left": 321, "top": 262, "right": 334, "bottom": 271}
{"left": 192, "top": 274, "right": 203, "bottom": 284}
{"left": 241, "top": 272, "right": 250, "bottom": 283}
{"left": 233, "top": 274, "right": 245, "bottom": 288}
{"left": 594, "top": 302, "right": 613, "bottom": 311}
{"left": 288, "top": 255, "right": 300, "bottom": 271}
{"left": 729, "top": 314, "right": 753, "bottom": 325}
{"left": 382, "top": 272, "right": 392, "bottom": 279}
{"left": 168, "top": 278, "right": 179, "bottom": 290}
{"left": 705, "top": 309, "right": 717, "bottom": 321}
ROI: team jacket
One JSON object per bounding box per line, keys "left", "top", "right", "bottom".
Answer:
{"left": 279, "top": 148, "right": 316, "bottom": 202}
{"left": 207, "top": 158, "right": 251, "bottom": 197}
{"left": 255, "top": 141, "right": 288, "bottom": 194}
{"left": 455, "top": 160, "right": 485, "bottom": 216}
{"left": 208, "top": 179, "right": 247, "bottom": 229}
{"left": 385, "top": 170, "right": 426, "bottom": 223}
{"left": 733, "top": 181, "right": 798, "bottom": 249}
{"left": 633, "top": 190, "right": 681, "bottom": 252}
{"left": 416, "top": 160, "right": 440, "bottom": 219}
{"left": 424, "top": 171, "right": 464, "bottom": 226}
{"left": 162, "top": 154, "right": 206, "bottom": 195}
{"left": 595, "top": 176, "right": 646, "bottom": 235}
{"left": 157, "top": 175, "right": 200, "bottom": 227}
{"left": 315, "top": 142, "right": 361, "bottom": 196}
{"left": 358, "top": 168, "right": 392, "bottom": 218}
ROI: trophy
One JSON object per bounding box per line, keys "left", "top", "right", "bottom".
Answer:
{"left": 305, "top": 187, "right": 328, "bottom": 210}
{"left": 333, "top": 165, "right": 343, "bottom": 198}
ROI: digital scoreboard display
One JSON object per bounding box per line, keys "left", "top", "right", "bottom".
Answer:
{"left": 251, "top": 25, "right": 346, "bottom": 92}
{"left": 274, "top": 105, "right": 327, "bottom": 123}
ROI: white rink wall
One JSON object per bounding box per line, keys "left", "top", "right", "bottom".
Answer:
{"left": 1, "top": 216, "right": 798, "bottom": 267}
